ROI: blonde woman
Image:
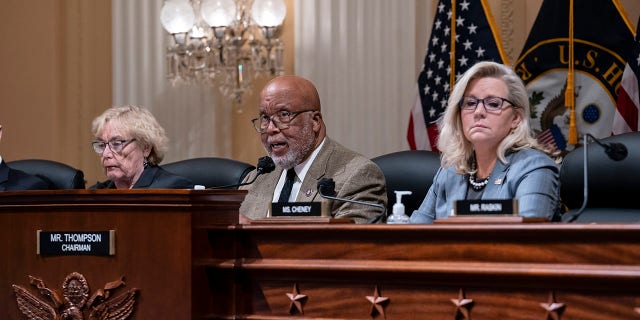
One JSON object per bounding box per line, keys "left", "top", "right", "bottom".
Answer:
{"left": 410, "top": 61, "right": 560, "bottom": 223}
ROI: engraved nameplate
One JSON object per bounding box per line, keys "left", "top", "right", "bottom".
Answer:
{"left": 454, "top": 199, "right": 519, "bottom": 216}
{"left": 37, "top": 230, "right": 115, "bottom": 256}
{"left": 271, "top": 202, "right": 327, "bottom": 217}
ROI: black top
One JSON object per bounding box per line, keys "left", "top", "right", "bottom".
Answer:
{"left": 90, "top": 165, "right": 194, "bottom": 189}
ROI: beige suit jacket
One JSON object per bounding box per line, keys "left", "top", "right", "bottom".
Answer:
{"left": 239, "top": 137, "right": 387, "bottom": 223}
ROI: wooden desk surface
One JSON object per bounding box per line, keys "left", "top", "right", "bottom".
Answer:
{"left": 2, "top": 190, "right": 639, "bottom": 319}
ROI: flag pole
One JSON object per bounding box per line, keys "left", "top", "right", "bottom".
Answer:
{"left": 449, "top": 0, "right": 456, "bottom": 92}
{"left": 566, "top": 0, "right": 577, "bottom": 145}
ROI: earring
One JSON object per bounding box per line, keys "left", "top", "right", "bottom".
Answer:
{"left": 143, "top": 158, "right": 149, "bottom": 168}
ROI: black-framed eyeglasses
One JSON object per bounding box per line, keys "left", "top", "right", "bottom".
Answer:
{"left": 92, "top": 139, "right": 137, "bottom": 154}
{"left": 459, "top": 96, "right": 517, "bottom": 114}
{"left": 251, "top": 109, "right": 315, "bottom": 133}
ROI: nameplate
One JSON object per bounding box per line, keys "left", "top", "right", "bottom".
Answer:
{"left": 271, "top": 202, "right": 327, "bottom": 217}
{"left": 454, "top": 199, "right": 518, "bottom": 216}
{"left": 37, "top": 230, "right": 115, "bottom": 256}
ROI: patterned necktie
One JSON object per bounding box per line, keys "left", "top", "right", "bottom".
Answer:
{"left": 278, "top": 169, "right": 297, "bottom": 202}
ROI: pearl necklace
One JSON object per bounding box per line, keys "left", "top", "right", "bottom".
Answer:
{"left": 468, "top": 173, "right": 490, "bottom": 191}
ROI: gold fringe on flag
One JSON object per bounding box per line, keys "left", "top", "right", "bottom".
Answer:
{"left": 566, "top": 0, "right": 577, "bottom": 145}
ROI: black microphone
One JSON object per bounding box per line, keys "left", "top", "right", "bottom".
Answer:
{"left": 255, "top": 156, "right": 277, "bottom": 175}
{"left": 208, "top": 156, "right": 276, "bottom": 189}
{"left": 316, "top": 178, "right": 387, "bottom": 223}
{"left": 601, "top": 140, "right": 628, "bottom": 161}
{"left": 564, "top": 134, "right": 628, "bottom": 222}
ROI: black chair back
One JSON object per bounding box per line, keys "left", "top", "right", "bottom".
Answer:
{"left": 560, "top": 132, "right": 640, "bottom": 222}
{"left": 7, "top": 159, "right": 86, "bottom": 189}
{"left": 162, "top": 157, "right": 255, "bottom": 189}
{"left": 371, "top": 150, "right": 441, "bottom": 215}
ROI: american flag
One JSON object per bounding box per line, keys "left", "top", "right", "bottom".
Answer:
{"left": 537, "top": 124, "right": 567, "bottom": 154}
{"left": 614, "top": 16, "right": 640, "bottom": 134}
{"left": 407, "top": 0, "right": 507, "bottom": 151}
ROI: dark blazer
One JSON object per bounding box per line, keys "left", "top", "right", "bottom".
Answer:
{"left": 90, "top": 165, "right": 194, "bottom": 189}
{"left": 239, "top": 137, "right": 388, "bottom": 223}
{"left": 0, "top": 160, "right": 49, "bottom": 191}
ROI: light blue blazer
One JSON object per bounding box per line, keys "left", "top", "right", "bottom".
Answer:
{"left": 409, "top": 148, "right": 560, "bottom": 223}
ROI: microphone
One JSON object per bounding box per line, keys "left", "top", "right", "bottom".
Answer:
{"left": 316, "top": 178, "right": 387, "bottom": 223}
{"left": 255, "top": 156, "right": 277, "bottom": 175}
{"left": 208, "top": 156, "right": 276, "bottom": 189}
{"left": 600, "top": 140, "right": 628, "bottom": 161}
{"left": 564, "top": 134, "right": 628, "bottom": 222}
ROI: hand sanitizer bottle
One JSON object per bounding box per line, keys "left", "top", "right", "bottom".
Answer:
{"left": 386, "top": 191, "right": 412, "bottom": 224}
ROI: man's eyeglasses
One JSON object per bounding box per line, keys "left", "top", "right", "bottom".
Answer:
{"left": 92, "top": 139, "right": 136, "bottom": 154}
{"left": 459, "top": 96, "right": 517, "bottom": 114}
{"left": 251, "top": 110, "right": 315, "bottom": 133}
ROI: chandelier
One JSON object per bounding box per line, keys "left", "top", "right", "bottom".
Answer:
{"left": 160, "top": 0, "right": 287, "bottom": 103}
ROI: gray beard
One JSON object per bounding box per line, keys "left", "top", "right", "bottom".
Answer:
{"left": 268, "top": 123, "right": 316, "bottom": 170}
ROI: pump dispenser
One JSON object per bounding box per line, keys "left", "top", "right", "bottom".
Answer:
{"left": 386, "top": 191, "right": 412, "bottom": 224}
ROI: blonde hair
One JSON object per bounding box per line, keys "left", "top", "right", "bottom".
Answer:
{"left": 91, "top": 105, "right": 168, "bottom": 165}
{"left": 437, "top": 61, "right": 549, "bottom": 174}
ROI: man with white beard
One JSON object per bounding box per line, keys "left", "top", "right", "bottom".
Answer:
{"left": 239, "top": 76, "right": 387, "bottom": 224}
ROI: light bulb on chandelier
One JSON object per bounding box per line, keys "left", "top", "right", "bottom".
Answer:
{"left": 160, "top": 0, "right": 286, "bottom": 104}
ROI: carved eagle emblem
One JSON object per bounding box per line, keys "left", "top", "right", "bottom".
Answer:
{"left": 12, "top": 272, "right": 138, "bottom": 320}
{"left": 540, "top": 81, "right": 569, "bottom": 133}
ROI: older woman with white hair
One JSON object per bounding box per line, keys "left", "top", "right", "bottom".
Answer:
{"left": 89, "top": 105, "right": 193, "bottom": 189}
{"left": 410, "top": 61, "right": 560, "bottom": 223}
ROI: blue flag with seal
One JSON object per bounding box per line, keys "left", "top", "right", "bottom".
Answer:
{"left": 515, "top": 0, "right": 635, "bottom": 152}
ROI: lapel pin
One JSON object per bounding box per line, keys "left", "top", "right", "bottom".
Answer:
{"left": 494, "top": 178, "right": 503, "bottom": 185}
{"left": 305, "top": 188, "right": 313, "bottom": 197}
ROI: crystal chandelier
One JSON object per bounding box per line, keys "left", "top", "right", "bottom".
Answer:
{"left": 160, "top": 0, "right": 287, "bottom": 103}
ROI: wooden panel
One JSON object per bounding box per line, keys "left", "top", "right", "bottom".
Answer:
{"left": 0, "top": 189, "right": 245, "bottom": 320}
{"left": 3, "top": 191, "right": 640, "bottom": 319}
{"left": 213, "top": 224, "right": 640, "bottom": 319}
{"left": 0, "top": 1, "right": 111, "bottom": 184}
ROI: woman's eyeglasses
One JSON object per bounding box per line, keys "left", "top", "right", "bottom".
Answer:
{"left": 92, "top": 139, "right": 136, "bottom": 154}
{"left": 459, "top": 96, "right": 516, "bottom": 114}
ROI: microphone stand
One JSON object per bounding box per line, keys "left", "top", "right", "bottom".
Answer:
{"left": 565, "top": 134, "right": 590, "bottom": 222}
{"left": 208, "top": 174, "right": 260, "bottom": 189}
{"left": 317, "top": 179, "right": 387, "bottom": 223}
{"left": 564, "top": 134, "right": 627, "bottom": 222}
{"left": 207, "top": 156, "right": 275, "bottom": 190}
{"left": 318, "top": 192, "right": 387, "bottom": 217}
